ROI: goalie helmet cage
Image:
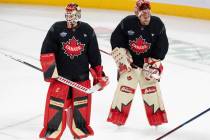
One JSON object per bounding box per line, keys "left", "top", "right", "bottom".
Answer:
{"left": 0, "top": 50, "right": 102, "bottom": 94}
{"left": 156, "top": 107, "right": 210, "bottom": 140}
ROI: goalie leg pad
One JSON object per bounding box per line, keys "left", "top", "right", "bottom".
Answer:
{"left": 39, "top": 81, "right": 70, "bottom": 139}
{"left": 107, "top": 69, "right": 138, "bottom": 125}
{"left": 67, "top": 80, "right": 94, "bottom": 139}
{"left": 139, "top": 72, "right": 168, "bottom": 126}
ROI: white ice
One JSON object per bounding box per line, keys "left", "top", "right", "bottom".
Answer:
{"left": 0, "top": 4, "right": 210, "bottom": 140}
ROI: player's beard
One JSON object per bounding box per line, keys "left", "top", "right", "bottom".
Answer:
{"left": 139, "top": 9, "right": 151, "bottom": 26}
{"left": 140, "top": 16, "right": 150, "bottom": 25}
{"left": 67, "top": 21, "right": 78, "bottom": 29}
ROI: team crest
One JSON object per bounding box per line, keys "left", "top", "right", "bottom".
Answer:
{"left": 129, "top": 36, "right": 151, "bottom": 54}
{"left": 62, "top": 37, "right": 85, "bottom": 59}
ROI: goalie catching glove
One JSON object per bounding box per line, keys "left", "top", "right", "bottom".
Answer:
{"left": 111, "top": 47, "right": 133, "bottom": 75}
{"left": 90, "top": 65, "right": 109, "bottom": 91}
{"left": 143, "top": 57, "right": 163, "bottom": 81}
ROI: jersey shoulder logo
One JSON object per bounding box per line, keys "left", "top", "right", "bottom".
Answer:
{"left": 128, "top": 30, "right": 135, "bottom": 35}
{"left": 129, "top": 36, "right": 151, "bottom": 54}
{"left": 60, "top": 31, "right": 67, "bottom": 37}
{"left": 62, "top": 37, "right": 85, "bottom": 59}
{"left": 83, "top": 33, "right": 87, "bottom": 37}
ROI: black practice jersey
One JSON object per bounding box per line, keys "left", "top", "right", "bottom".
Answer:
{"left": 111, "top": 15, "right": 169, "bottom": 68}
{"left": 41, "top": 21, "right": 101, "bottom": 81}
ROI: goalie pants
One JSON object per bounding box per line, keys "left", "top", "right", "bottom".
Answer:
{"left": 39, "top": 80, "right": 94, "bottom": 140}
{"left": 107, "top": 68, "right": 168, "bottom": 126}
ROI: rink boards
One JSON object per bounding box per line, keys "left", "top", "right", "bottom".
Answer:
{"left": 1, "top": 0, "right": 210, "bottom": 20}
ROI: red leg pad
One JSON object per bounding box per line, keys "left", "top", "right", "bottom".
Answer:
{"left": 67, "top": 80, "right": 94, "bottom": 139}
{"left": 39, "top": 81, "right": 69, "bottom": 139}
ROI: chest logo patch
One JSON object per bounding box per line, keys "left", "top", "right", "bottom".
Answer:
{"left": 129, "top": 36, "right": 151, "bottom": 54}
{"left": 62, "top": 37, "right": 85, "bottom": 59}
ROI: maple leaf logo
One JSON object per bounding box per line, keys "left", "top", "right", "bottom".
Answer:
{"left": 142, "top": 86, "right": 165, "bottom": 113}
{"left": 129, "top": 36, "right": 151, "bottom": 54}
{"left": 111, "top": 86, "right": 135, "bottom": 112}
{"left": 62, "top": 37, "right": 85, "bottom": 59}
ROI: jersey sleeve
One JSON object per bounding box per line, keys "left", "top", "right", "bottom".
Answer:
{"left": 41, "top": 24, "right": 58, "bottom": 55}
{"left": 110, "top": 19, "right": 128, "bottom": 50}
{"left": 150, "top": 24, "right": 169, "bottom": 60}
{"left": 87, "top": 28, "right": 102, "bottom": 68}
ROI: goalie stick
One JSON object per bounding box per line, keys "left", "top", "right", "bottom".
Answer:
{"left": 0, "top": 51, "right": 102, "bottom": 94}
{"left": 156, "top": 107, "right": 210, "bottom": 140}
{"left": 99, "top": 49, "right": 111, "bottom": 56}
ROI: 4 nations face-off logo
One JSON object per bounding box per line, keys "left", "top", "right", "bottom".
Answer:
{"left": 129, "top": 36, "right": 151, "bottom": 54}
{"left": 62, "top": 37, "right": 85, "bottom": 59}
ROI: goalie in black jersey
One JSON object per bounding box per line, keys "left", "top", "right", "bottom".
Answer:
{"left": 39, "top": 3, "right": 108, "bottom": 140}
{"left": 107, "top": 0, "right": 169, "bottom": 126}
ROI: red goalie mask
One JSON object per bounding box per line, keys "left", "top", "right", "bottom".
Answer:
{"left": 65, "top": 3, "right": 81, "bottom": 27}
{"left": 135, "top": 0, "right": 151, "bottom": 17}
{"left": 135, "top": 0, "right": 151, "bottom": 25}
{"left": 136, "top": 0, "right": 151, "bottom": 10}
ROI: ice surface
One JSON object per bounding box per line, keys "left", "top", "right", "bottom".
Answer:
{"left": 0, "top": 4, "right": 210, "bottom": 140}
